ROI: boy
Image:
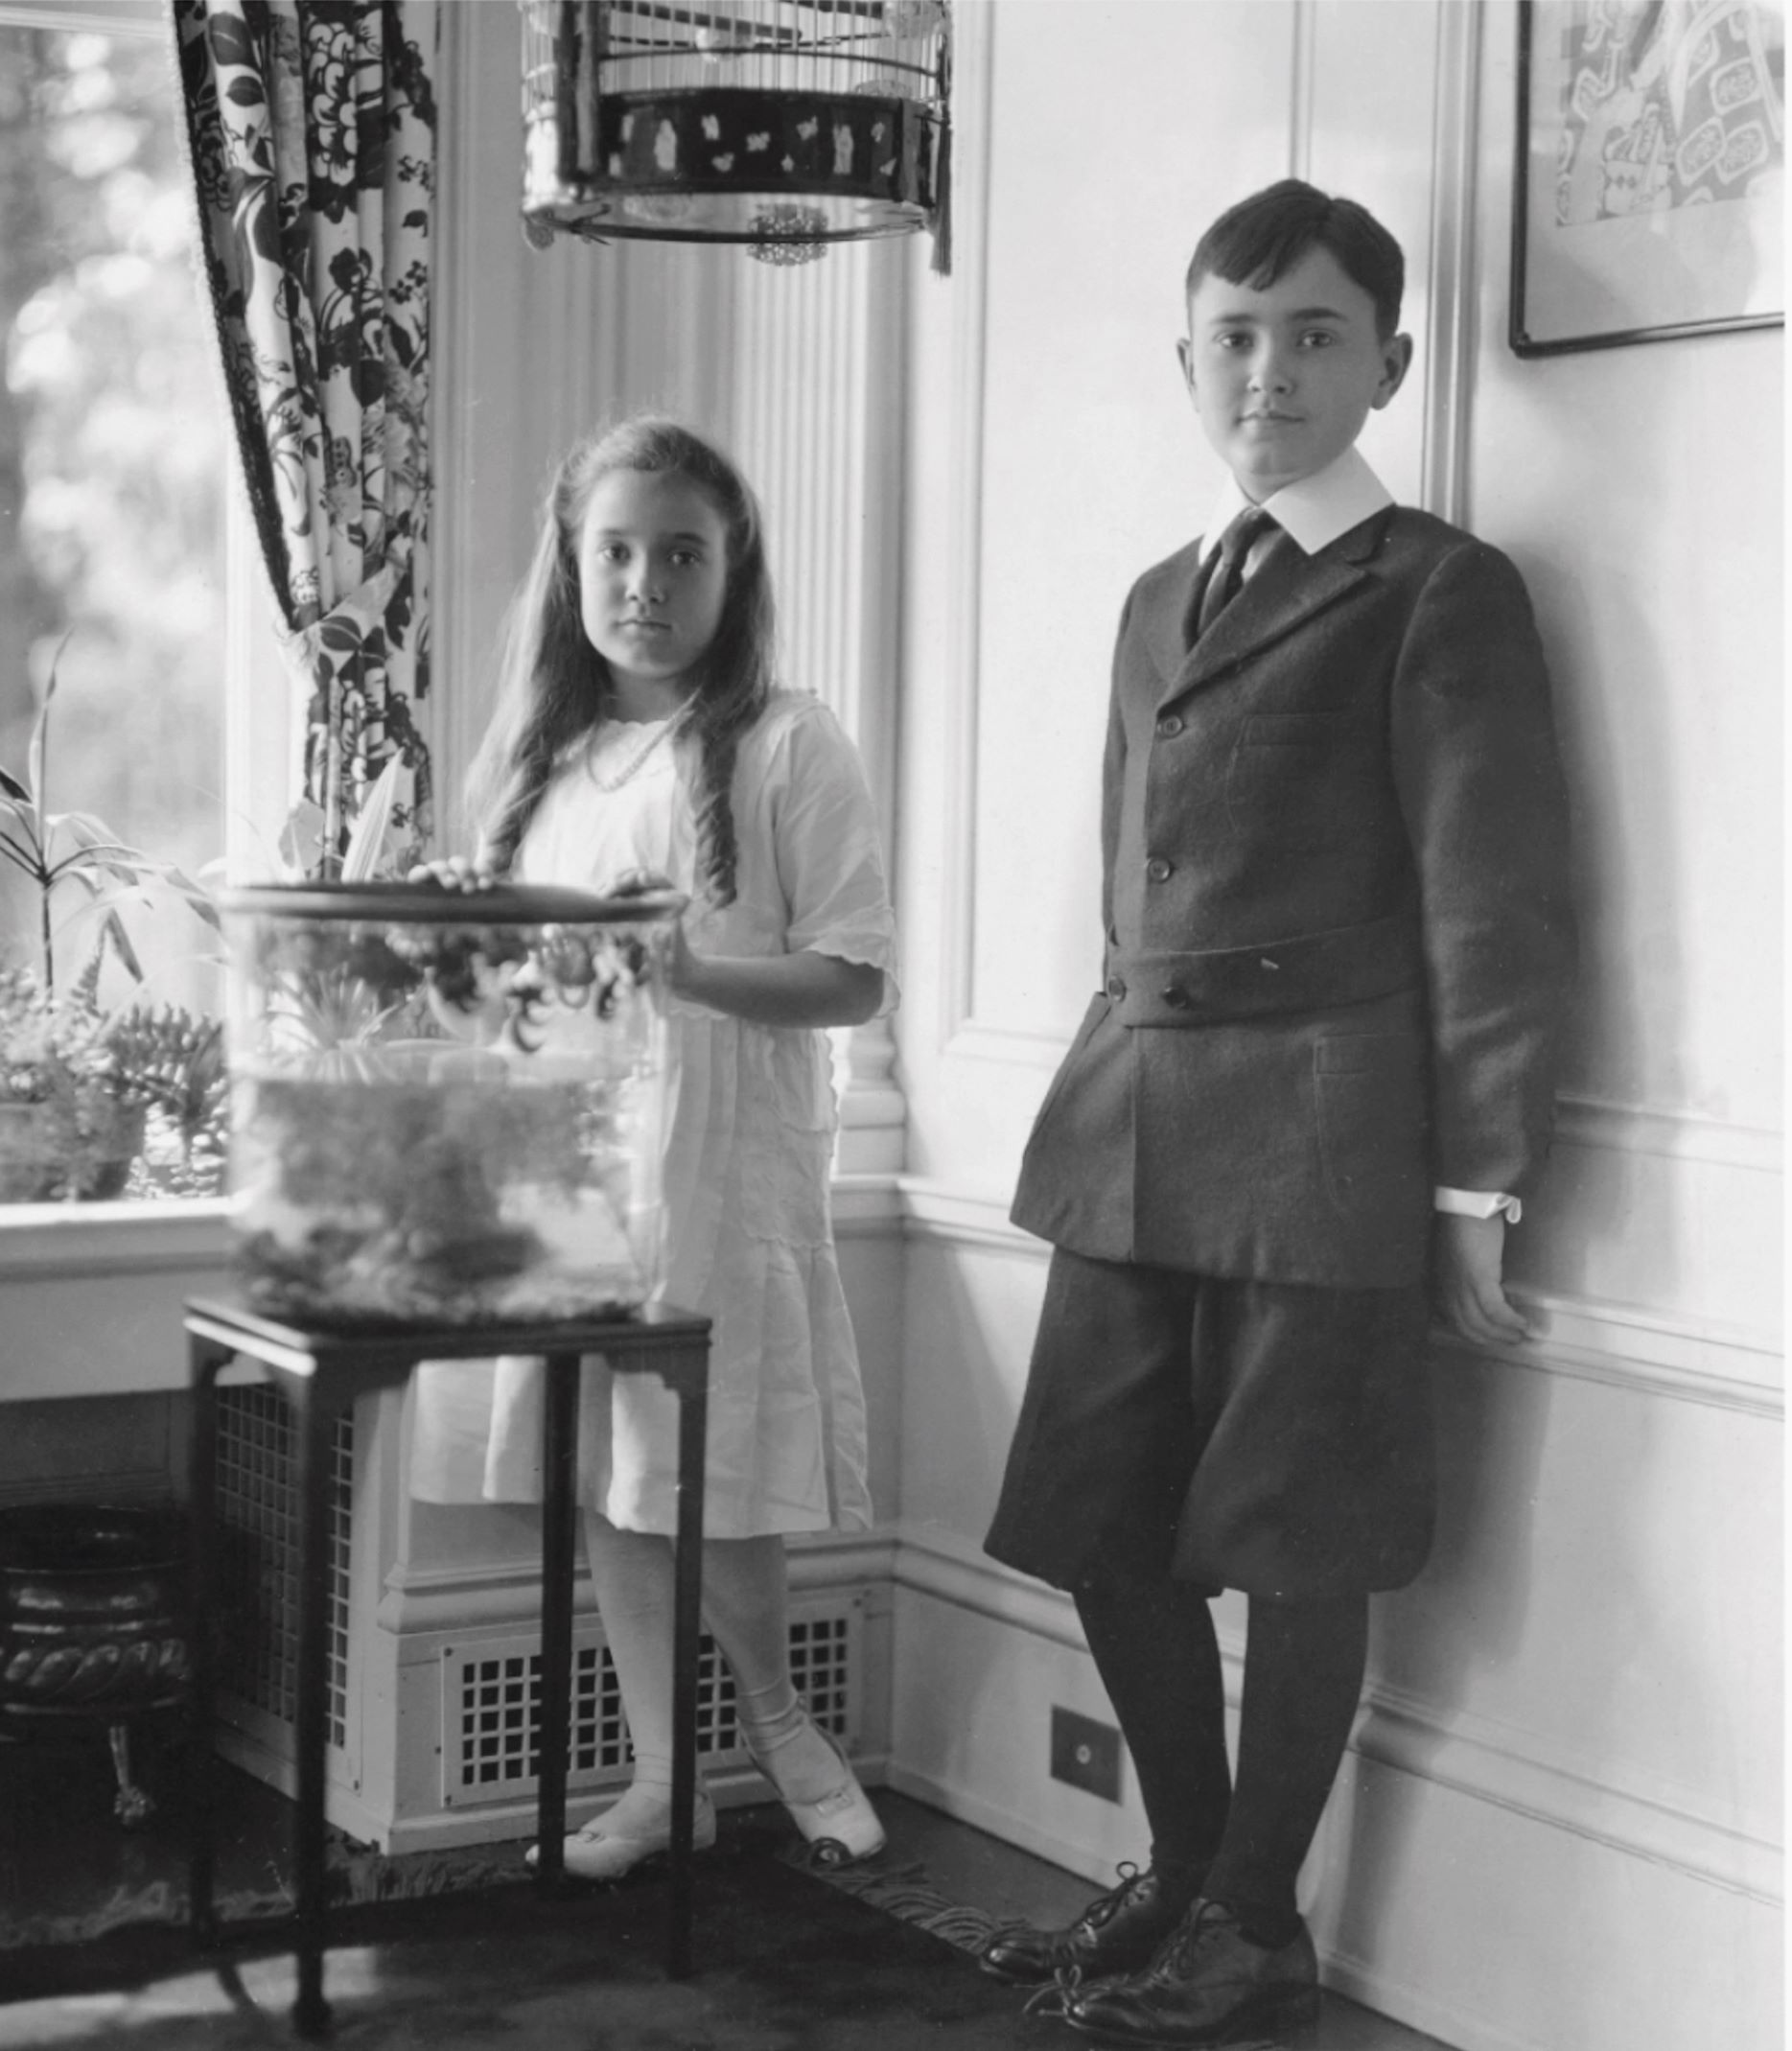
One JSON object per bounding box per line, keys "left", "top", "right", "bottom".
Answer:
{"left": 979, "top": 181, "right": 1573, "bottom": 2045}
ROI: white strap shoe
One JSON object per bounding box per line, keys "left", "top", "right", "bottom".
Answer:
{"left": 526, "top": 1786, "right": 718, "bottom": 1881}
{"left": 750, "top": 1725, "right": 886, "bottom": 1862}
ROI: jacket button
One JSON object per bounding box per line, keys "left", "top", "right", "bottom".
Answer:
{"left": 1145, "top": 855, "right": 1173, "bottom": 882}
{"left": 1161, "top": 985, "right": 1189, "bottom": 1009}
{"left": 1155, "top": 714, "right": 1184, "bottom": 738}
{"left": 1105, "top": 974, "right": 1127, "bottom": 999}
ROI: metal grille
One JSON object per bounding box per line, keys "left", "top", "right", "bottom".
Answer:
{"left": 443, "top": 1603, "right": 856, "bottom": 1804}
{"left": 214, "top": 1386, "right": 354, "bottom": 1750}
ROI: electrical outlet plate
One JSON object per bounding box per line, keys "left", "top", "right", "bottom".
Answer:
{"left": 1050, "top": 1705, "right": 1123, "bottom": 1803}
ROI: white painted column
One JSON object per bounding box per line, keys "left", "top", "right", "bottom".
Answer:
{"left": 723, "top": 238, "right": 911, "bottom": 1176}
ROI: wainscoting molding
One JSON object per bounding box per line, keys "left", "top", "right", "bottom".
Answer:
{"left": 1553, "top": 1093, "right": 1783, "bottom": 1174}
{"left": 895, "top": 1175, "right": 1783, "bottom": 1414}
{"left": 937, "top": 0, "right": 993, "bottom": 1059}
{"left": 1418, "top": 0, "right": 1481, "bottom": 525}
{"left": 935, "top": 0, "right": 1481, "bottom": 1060}
{"left": 889, "top": 1521, "right": 1781, "bottom": 1916}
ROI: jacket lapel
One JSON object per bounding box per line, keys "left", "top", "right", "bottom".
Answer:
{"left": 1145, "top": 508, "right": 1393, "bottom": 711}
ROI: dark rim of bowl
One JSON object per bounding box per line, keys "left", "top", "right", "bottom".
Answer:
{"left": 219, "top": 881, "right": 685, "bottom": 925}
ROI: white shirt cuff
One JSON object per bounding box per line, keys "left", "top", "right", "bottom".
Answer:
{"left": 1433, "top": 1187, "right": 1523, "bottom": 1224}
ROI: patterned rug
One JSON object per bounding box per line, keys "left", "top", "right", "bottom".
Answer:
{"left": 0, "top": 1816, "right": 1128, "bottom": 2051}
{"left": 0, "top": 1801, "right": 1007, "bottom": 1961}
{"left": 799, "top": 1849, "right": 1008, "bottom": 1957}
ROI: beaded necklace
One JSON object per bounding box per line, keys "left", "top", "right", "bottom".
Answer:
{"left": 584, "top": 700, "right": 694, "bottom": 794}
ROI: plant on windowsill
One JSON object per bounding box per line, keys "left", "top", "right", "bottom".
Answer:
{"left": 0, "top": 643, "right": 223, "bottom": 1203}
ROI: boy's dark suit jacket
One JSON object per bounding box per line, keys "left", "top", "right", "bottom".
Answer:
{"left": 1011, "top": 503, "right": 1574, "bottom": 1291}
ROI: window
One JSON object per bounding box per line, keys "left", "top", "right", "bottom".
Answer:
{"left": 1, "top": 2, "right": 226, "bottom": 1027}
{"left": 0, "top": 1, "right": 267, "bottom": 1207}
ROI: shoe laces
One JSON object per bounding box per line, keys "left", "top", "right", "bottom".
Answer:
{"left": 1071, "top": 1860, "right": 1150, "bottom": 1938}
{"left": 1021, "top": 1966, "right": 1082, "bottom": 2020}
{"left": 1141, "top": 1897, "right": 1230, "bottom": 1984}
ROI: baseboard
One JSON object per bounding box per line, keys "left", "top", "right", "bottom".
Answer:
{"left": 880, "top": 1759, "right": 1115, "bottom": 1888}
{"left": 1318, "top": 1941, "right": 1545, "bottom": 2051}
{"left": 891, "top": 1523, "right": 1778, "bottom": 1911}
{"left": 1356, "top": 1677, "right": 1780, "bottom": 1906}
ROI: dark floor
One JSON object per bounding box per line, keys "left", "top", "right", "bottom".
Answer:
{"left": 0, "top": 1728, "right": 1451, "bottom": 2049}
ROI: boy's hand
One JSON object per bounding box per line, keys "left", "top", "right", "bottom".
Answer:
{"left": 1432, "top": 1212, "right": 1537, "bottom": 1347}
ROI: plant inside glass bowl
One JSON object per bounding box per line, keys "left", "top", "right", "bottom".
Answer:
{"left": 0, "top": 645, "right": 222, "bottom": 1202}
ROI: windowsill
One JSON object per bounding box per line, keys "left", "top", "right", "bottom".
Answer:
{"left": 0, "top": 1181, "right": 907, "bottom": 1402}
{"left": 0, "top": 1197, "right": 232, "bottom": 1279}
{"left": 0, "top": 1174, "right": 910, "bottom": 1281}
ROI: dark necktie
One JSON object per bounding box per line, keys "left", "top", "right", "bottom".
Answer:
{"left": 1193, "top": 505, "right": 1275, "bottom": 641}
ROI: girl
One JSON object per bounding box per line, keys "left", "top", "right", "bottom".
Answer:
{"left": 409, "top": 417, "right": 895, "bottom": 1879}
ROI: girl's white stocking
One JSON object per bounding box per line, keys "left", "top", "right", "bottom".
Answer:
{"left": 701, "top": 1533, "right": 845, "bottom": 1804}
{"left": 581, "top": 1512, "right": 680, "bottom": 1833}
{"left": 582, "top": 1517, "right": 847, "bottom": 1815}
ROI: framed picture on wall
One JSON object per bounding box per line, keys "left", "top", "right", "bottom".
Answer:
{"left": 1511, "top": 0, "right": 1785, "bottom": 355}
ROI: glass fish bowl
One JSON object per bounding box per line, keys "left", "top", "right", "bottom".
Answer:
{"left": 219, "top": 881, "right": 681, "bottom": 1328}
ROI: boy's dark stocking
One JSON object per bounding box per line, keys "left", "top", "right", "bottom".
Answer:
{"left": 1199, "top": 1590, "right": 1370, "bottom": 1947}
{"left": 1073, "top": 1561, "right": 1232, "bottom": 1904}
{"left": 979, "top": 1561, "right": 1228, "bottom": 1986}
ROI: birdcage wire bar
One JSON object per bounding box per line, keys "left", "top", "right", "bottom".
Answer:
{"left": 520, "top": 0, "right": 951, "bottom": 259}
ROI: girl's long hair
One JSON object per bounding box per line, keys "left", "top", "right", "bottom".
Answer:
{"left": 467, "top": 416, "right": 776, "bottom": 904}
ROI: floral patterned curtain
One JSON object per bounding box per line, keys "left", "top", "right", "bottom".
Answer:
{"left": 171, "top": 0, "right": 437, "bottom": 870}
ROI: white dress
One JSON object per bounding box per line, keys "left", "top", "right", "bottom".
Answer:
{"left": 407, "top": 690, "right": 897, "bottom": 1537}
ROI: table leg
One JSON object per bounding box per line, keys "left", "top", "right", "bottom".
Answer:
{"left": 185, "top": 1337, "right": 232, "bottom": 1951}
{"left": 534, "top": 1350, "right": 580, "bottom": 1893}
{"left": 291, "top": 1389, "right": 337, "bottom": 2039}
{"left": 667, "top": 1362, "right": 709, "bottom": 1981}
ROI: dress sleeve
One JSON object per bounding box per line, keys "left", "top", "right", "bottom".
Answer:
{"left": 766, "top": 700, "right": 901, "bottom": 1017}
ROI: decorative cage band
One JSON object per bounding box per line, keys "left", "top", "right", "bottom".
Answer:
{"left": 521, "top": 1, "right": 952, "bottom": 267}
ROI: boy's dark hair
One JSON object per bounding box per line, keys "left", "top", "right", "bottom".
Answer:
{"left": 1186, "top": 179, "right": 1405, "bottom": 338}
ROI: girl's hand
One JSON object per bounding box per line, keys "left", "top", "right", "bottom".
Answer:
{"left": 606, "top": 869, "right": 695, "bottom": 998}
{"left": 606, "top": 867, "right": 678, "bottom": 899}
{"left": 407, "top": 856, "right": 498, "bottom": 893}
{"left": 600, "top": 870, "right": 882, "bottom": 1026}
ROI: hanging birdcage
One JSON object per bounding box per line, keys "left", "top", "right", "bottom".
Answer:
{"left": 520, "top": 1, "right": 952, "bottom": 267}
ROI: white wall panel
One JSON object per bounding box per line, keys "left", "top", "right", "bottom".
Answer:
{"left": 890, "top": 6, "right": 1782, "bottom": 2045}
{"left": 1472, "top": 3, "right": 1783, "bottom": 1125}
{"left": 968, "top": 0, "right": 1298, "bottom": 1054}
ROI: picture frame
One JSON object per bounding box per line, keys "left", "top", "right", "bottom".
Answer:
{"left": 1510, "top": 0, "right": 1785, "bottom": 356}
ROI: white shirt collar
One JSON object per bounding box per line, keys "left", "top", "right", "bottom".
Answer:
{"left": 1200, "top": 447, "right": 1394, "bottom": 559}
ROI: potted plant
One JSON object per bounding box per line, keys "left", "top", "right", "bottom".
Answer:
{"left": 0, "top": 643, "right": 222, "bottom": 1201}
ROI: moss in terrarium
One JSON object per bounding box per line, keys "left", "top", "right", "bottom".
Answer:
{"left": 223, "top": 904, "right": 669, "bottom": 1320}
{"left": 233, "top": 1070, "right": 637, "bottom": 1322}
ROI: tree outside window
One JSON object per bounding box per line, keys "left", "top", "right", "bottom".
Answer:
{"left": 2, "top": 7, "right": 229, "bottom": 1197}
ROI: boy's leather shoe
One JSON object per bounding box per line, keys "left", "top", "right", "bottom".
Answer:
{"left": 978, "top": 1864, "right": 1187, "bottom": 1986}
{"left": 1059, "top": 1898, "right": 1320, "bottom": 2044}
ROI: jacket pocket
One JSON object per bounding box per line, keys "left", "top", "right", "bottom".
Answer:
{"left": 1314, "top": 1033, "right": 1430, "bottom": 1217}
{"left": 1226, "top": 710, "right": 1377, "bottom": 844}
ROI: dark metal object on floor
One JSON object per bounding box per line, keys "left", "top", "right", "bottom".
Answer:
{"left": 184, "top": 1295, "right": 711, "bottom": 2039}
{"left": 0, "top": 1501, "right": 191, "bottom": 1827}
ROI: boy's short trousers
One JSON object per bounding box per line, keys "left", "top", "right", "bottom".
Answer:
{"left": 984, "top": 1246, "right": 1435, "bottom": 1599}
